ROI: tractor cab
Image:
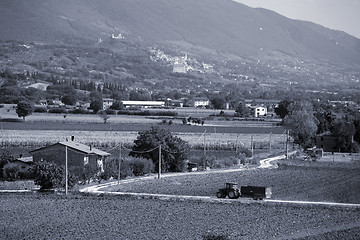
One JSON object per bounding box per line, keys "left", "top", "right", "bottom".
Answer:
{"left": 225, "top": 182, "right": 238, "bottom": 189}
{"left": 216, "top": 182, "right": 240, "bottom": 199}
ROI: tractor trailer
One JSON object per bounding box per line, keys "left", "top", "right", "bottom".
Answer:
{"left": 216, "top": 182, "right": 272, "bottom": 200}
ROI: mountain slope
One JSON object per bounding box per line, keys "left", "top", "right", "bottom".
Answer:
{"left": 0, "top": 0, "right": 359, "bottom": 68}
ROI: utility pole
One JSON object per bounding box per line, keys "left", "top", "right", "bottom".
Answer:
{"left": 118, "top": 142, "right": 122, "bottom": 184}
{"left": 285, "top": 130, "right": 289, "bottom": 159}
{"left": 65, "top": 146, "right": 68, "bottom": 195}
{"left": 251, "top": 135, "right": 254, "bottom": 156}
{"left": 235, "top": 134, "right": 239, "bottom": 155}
{"left": 203, "top": 130, "right": 206, "bottom": 170}
{"left": 158, "top": 145, "right": 162, "bottom": 179}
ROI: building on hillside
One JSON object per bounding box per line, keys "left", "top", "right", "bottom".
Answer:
{"left": 249, "top": 106, "right": 267, "bottom": 117}
{"left": 169, "top": 99, "right": 184, "bottom": 108}
{"left": 121, "top": 101, "right": 165, "bottom": 108}
{"left": 173, "top": 54, "right": 188, "bottom": 73}
{"left": 2, "top": 156, "right": 33, "bottom": 179}
{"left": 245, "top": 99, "right": 280, "bottom": 111}
{"left": 30, "top": 141, "right": 110, "bottom": 176}
{"left": 102, "top": 98, "right": 115, "bottom": 110}
{"left": 193, "top": 98, "right": 210, "bottom": 107}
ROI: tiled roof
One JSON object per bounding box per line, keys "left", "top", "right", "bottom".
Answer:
{"left": 31, "top": 141, "right": 110, "bottom": 156}
{"left": 59, "top": 141, "right": 111, "bottom": 156}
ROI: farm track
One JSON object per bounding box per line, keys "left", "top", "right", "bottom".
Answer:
{"left": 80, "top": 154, "right": 360, "bottom": 209}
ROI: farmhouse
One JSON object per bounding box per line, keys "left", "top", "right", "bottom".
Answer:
{"left": 249, "top": 106, "right": 267, "bottom": 117}
{"left": 30, "top": 141, "right": 110, "bottom": 176}
{"left": 193, "top": 97, "right": 210, "bottom": 107}
{"left": 102, "top": 98, "right": 115, "bottom": 110}
{"left": 245, "top": 99, "right": 280, "bottom": 110}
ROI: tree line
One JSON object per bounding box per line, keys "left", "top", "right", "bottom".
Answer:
{"left": 276, "top": 99, "right": 360, "bottom": 152}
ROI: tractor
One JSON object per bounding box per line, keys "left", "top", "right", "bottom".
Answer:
{"left": 216, "top": 182, "right": 272, "bottom": 200}
{"left": 216, "top": 182, "right": 240, "bottom": 199}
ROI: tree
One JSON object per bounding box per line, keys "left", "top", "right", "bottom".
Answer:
{"left": 129, "top": 89, "right": 151, "bottom": 101}
{"left": 46, "top": 84, "right": 76, "bottom": 97}
{"left": 275, "top": 99, "right": 292, "bottom": 119}
{"left": 61, "top": 94, "right": 77, "bottom": 105}
{"left": 235, "top": 100, "right": 249, "bottom": 117}
{"left": 89, "top": 91, "right": 103, "bottom": 113}
{"left": 16, "top": 101, "right": 34, "bottom": 121}
{"left": 314, "top": 110, "right": 336, "bottom": 134}
{"left": 130, "top": 127, "right": 189, "bottom": 172}
{"left": 331, "top": 119, "right": 357, "bottom": 152}
{"left": 110, "top": 101, "right": 124, "bottom": 110}
{"left": 31, "top": 161, "right": 77, "bottom": 190}
{"left": 210, "top": 96, "right": 225, "bottom": 109}
{"left": 283, "top": 101, "right": 318, "bottom": 148}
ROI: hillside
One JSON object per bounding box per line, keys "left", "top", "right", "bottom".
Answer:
{"left": 0, "top": 0, "right": 359, "bottom": 99}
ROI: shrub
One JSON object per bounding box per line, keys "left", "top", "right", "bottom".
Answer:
{"left": 105, "top": 109, "right": 116, "bottom": 115}
{"left": 126, "top": 156, "right": 154, "bottom": 176}
{"left": 31, "top": 161, "right": 77, "bottom": 190}
{"left": 0, "top": 118, "right": 22, "bottom": 122}
{"left": 3, "top": 165, "right": 19, "bottom": 179}
{"left": 68, "top": 108, "right": 89, "bottom": 114}
{"left": 34, "top": 107, "right": 47, "bottom": 113}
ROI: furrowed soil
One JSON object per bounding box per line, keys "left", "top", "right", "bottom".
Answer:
{"left": 107, "top": 160, "right": 360, "bottom": 204}
{"left": 1, "top": 193, "right": 359, "bottom": 240}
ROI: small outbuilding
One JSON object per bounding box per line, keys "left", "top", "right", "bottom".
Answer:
{"left": 30, "top": 141, "right": 111, "bottom": 176}
{"left": 3, "top": 156, "right": 33, "bottom": 179}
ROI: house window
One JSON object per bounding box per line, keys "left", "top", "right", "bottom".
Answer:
{"left": 84, "top": 156, "right": 89, "bottom": 165}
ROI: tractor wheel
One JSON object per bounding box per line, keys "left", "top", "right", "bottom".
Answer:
{"left": 216, "top": 192, "right": 225, "bottom": 198}
{"left": 228, "top": 190, "right": 237, "bottom": 199}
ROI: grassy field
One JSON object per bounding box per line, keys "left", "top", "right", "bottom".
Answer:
{"left": 105, "top": 160, "right": 360, "bottom": 204}
{"left": 1, "top": 193, "right": 359, "bottom": 240}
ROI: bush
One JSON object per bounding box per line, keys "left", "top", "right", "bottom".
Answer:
{"left": 0, "top": 118, "right": 22, "bottom": 122}
{"left": 127, "top": 156, "right": 154, "bottom": 176}
{"left": 105, "top": 109, "right": 116, "bottom": 115}
{"left": 3, "top": 165, "right": 20, "bottom": 179}
{"left": 68, "top": 108, "right": 89, "bottom": 114}
{"left": 34, "top": 107, "right": 48, "bottom": 113}
{"left": 31, "top": 161, "right": 77, "bottom": 190}
{"left": 102, "top": 157, "right": 153, "bottom": 180}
